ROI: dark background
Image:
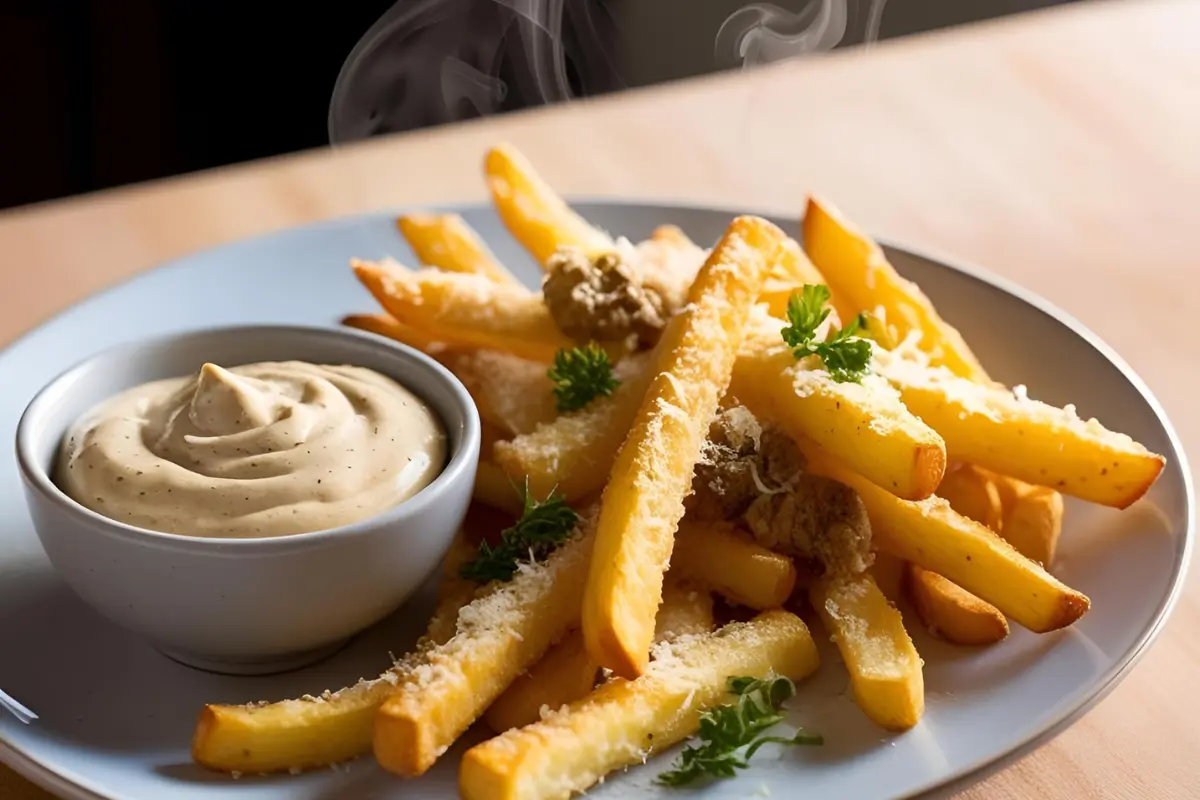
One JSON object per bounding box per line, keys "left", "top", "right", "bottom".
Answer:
{"left": 0, "top": 0, "right": 1080, "bottom": 212}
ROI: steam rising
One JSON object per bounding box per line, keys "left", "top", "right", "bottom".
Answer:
{"left": 717, "top": 0, "right": 889, "bottom": 67}
{"left": 330, "top": 0, "right": 887, "bottom": 143}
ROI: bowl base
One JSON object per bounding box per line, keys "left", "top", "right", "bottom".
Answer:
{"left": 155, "top": 638, "right": 350, "bottom": 676}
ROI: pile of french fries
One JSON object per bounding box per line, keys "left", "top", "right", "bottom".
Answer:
{"left": 190, "top": 143, "right": 1166, "bottom": 798}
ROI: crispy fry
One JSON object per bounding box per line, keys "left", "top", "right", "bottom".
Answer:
{"left": 445, "top": 350, "right": 558, "bottom": 437}
{"left": 459, "top": 610, "right": 819, "bottom": 800}
{"left": 492, "top": 354, "right": 652, "bottom": 501}
{"left": 997, "top": 479, "right": 1064, "bottom": 565}
{"left": 669, "top": 522, "right": 796, "bottom": 610}
{"left": 485, "top": 144, "right": 613, "bottom": 267}
{"left": 906, "top": 565, "right": 1009, "bottom": 645}
{"left": 481, "top": 631, "right": 597, "bottom": 734}
{"left": 878, "top": 357, "right": 1165, "bottom": 509}
{"left": 811, "top": 572, "right": 924, "bottom": 731}
{"left": 341, "top": 312, "right": 446, "bottom": 354}
{"left": 802, "top": 196, "right": 988, "bottom": 380}
{"left": 731, "top": 322, "right": 946, "bottom": 501}
{"left": 803, "top": 445, "right": 1090, "bottom": 633}
{"left": 937, "top": 464, "right": 1004, "bottom": 531}
{"left": 483, "top": 581, "right": 713, "bottom": 733}
{"left": 907, "top": 463, "right": 1009, "bottom": 646}
{"left": 353, "top": 260, "right": 574, "bottom": 363}
{"left": 651, "top": 581, "right": 716, "bottom": 641}
{"left": 583, "top": 216, "right": 785, "bottom": 678}
{"left": 649, "top": 224, "right": 695, "bottom": 248}
{"left": 398, "top": 212, "right": 520, "bottom": 285}
{"left": 473, "top": 461, "right": 525, "bottom": 516}
{"left": 868, "top": 550, "right": 906, "bottom": 604}
{"left": 373, "top": 511, "right": 597, "bottom": 777}
{"left": 191, "top": 530, "right": 480, "bottom": 774}
{"left": 758, "top": 237, "right": 838, "bottom": 319}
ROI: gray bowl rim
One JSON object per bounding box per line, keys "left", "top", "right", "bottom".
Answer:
{"left": 14, "top": 322, "right": 482, "bottom": 556}
{"left": 0, "top": 198, "right": 1192, "bottom": 800}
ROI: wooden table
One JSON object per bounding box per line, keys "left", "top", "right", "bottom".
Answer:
{"left": 2, "top": 0, "right": 1196, "bottom": 797}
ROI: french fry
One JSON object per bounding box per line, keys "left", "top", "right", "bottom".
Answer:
{"left": 191, "top": 530, "right": 480, "bottom": 774}
{"left": 906, "top": 566, "right": 1010, "bottom": 646}
{"left": 936, "top": 464, "right": 1004, "bottom": 531}
{"left": 651, "top": 581, "right": 716, "bottom": 641}
{"left": 341, "top": 313, "right": 444, "bottom": 354}
{"left": 398, "top": 212, "right": 520, "bottom": 285}
{"left": 803, "top": 445, "right": 1090, "bottom": 633}
{"left": 352, "top": 260, "right": 574, "bottom": 363}
{"left": 374, "top": 511, "right": 598, "bottom": 777}
{"left": 669, "top": 522, "right": 796, "bottom": 610}
{"left": 869, "top": 550, "right": 906, "bottom": 604}
{"left": 473, "top": 460, "right": 525, "bottom": 516}
{"left": 445, "top": 350, "right": 558, "bottom": 437}
{"left": 997, "top": 479, "right": 1064, "bottom": 566}
{"left": 492, "top": 354, "right": 652, "bottom": 501}
{"left": 459, "top": 610, "right": 819, "bottom": 800}
{"left": 878, "top": 357, "right": 1165, "bottom": 509}
{"left": 907, "top": 463, "right": 1009, "bottom": 646}
{"left": 731, "top": 327, "right": 946, "bottom": 501}
{"left": 758, "top": 237, "right": 839, "bottom": 319}
{"left": 483, "top": 581, "right": 714, "bottom": 733}
{"left": 485, "top": 144, "right": 614, "bottom": 267}
{"left": 811, "top": 572, "right": 924, "bottom": 731}
{"left": 481, "top": 631, "right": 597, "bottom": 734}
{"left": 802, "top": 196, "right": 988, "bottom": 380}
{"left": 583, "top": 216, "right": 785, "bottom": 678}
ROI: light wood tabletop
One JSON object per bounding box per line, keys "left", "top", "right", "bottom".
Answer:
{"left": 2, "top": 0, "right": 1196, "bottom": 797}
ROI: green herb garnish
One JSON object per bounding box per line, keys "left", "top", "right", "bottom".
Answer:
{"left": 548, "top": 344, "right": 621, "bottom": 412}
{"left": 657, "top": 676, "right": 823, "bottom": 787}
{"left": 459, "top": 480, "right": 580, "bottom": 583}
{"left": 781, "top": 285, "right": 873, "bottom": 383}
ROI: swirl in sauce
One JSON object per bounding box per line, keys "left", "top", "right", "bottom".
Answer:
{"left": 55, "top": 361, "right": 447, "bottom": 538}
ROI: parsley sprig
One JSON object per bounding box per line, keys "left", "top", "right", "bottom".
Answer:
{"left": 459, "top": 480, "right": 580, "bottom": 583}
{"left": 781, "top": 285, "right": 873, "bottom": 383}
{"left": 657, "top": 676, "right": 823, "bottom": 787}
{"left": 548, "top": 344, "right": 621, "bottom": 412}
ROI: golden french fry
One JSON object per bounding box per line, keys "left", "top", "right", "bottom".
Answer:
{"left": 757, "top": 237, "right": 841, "bottom": 319}
{"left": 341, "top": 313, "right": 444, "bottom": 354}
{"left": 583, "top": 216, "right": 785, "bottom": 678}
{"left": 998, "top": 480, "right": 1064, "bottom": 566}
{"left": 483, "top": 581, "right": 713, "bottom": 733}
{"left": 811, "top": 572, "right": 924, "bottom": 731}
{"left": 804, "top": 446, "right": 1089, "bottom": 633}
{"left": 481, "top": 631, "right": 597, "bottom": 734}
{"left": 868, "top": 550, "right": 906, "bottom": 605}
{"left": 444, "top": 350, "right": 558, "bottom": 437}
{"left": 473, "top": 460, "right": 525, "bottom": 516}
{"left": 485, "top": 144, "right": 613, "bottom": 267}
{"left": 352, "top": 260, "right": 574, "bottom": 363}
{"left": 651, "top": 582, "right": 716, "bottom": 642}
{"left": 398, "top": 212, "right": 520, "bottom": 285}
{"left": 669, "top": 522, "right": 796, "bottom": 610}
{"left": 731, "top": 326, "right": 946, "bottom": 501}
{"left": 649, "top": 224, "right": 695, "bottom": 248}
{"left": 492, "top": 355, "right": 652, "bottom": 502}
{"left": 879, "top": 358, "right": 1165, "bottom": 509}
{"left": 937, "top": 464, "right": 1004, "bottom": 531}
{"left": 374, "top": 511, "right": 598, "bottom": 777}
{"left": 802, "top": 196, "right": 988, "bottom": 380}
{"left": 191, "top": 529, "right": 480, "bottom": 774}
{"left": 907, "top": 463, "right": 1009, "bottom": 646}
{"left": 459, "top": 610, "right": 819, "bottom": 800}
{"left": 906, "top": 565, "right": 1009, "bottom": 646}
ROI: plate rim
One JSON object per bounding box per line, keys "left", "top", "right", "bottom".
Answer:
{"left": 0, "top": 199, "right": 1193, "bottom": 800}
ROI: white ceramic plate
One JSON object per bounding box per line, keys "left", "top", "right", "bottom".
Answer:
{"left": 0, "top": 203, "right": 1191, "bottom": 800}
